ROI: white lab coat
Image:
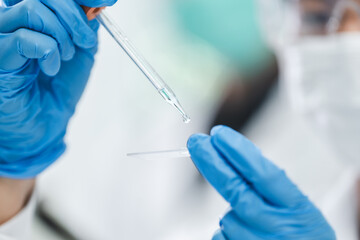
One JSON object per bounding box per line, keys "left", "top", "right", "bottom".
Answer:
{"left": 0, "top": 173, "right": 358, "bottom": 240}
{"left": 0, "top": 191, "right": 36, "bottom": 240}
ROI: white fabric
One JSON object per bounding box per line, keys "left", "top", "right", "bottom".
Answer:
{"left": 321, "top": 168, "right": 359, "bottom": 240}
{"left": 0, "top": 190, "right": 36, "bottom": 240}
{"left": 281, "top": 33, "right": 360, "bottom": 164}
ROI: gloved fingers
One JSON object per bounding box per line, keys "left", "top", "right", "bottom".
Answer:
{"left": 75, "top": 0, "right": 117, "bottom": 8}
{"left": 14, "top": 29, "right": 61, "bottom": 76}
{"left": 212, "top": 229, "right": 227, "bottom": 240}
{"left": 187, "top": 134, "right": 273, "bottom": 219}
{"left": 0, "top": 0, "right": 75, "bottom": 61}
{"left": 40, "top": 0, "right": 97, "bottom": 49}
{"left": 210, "top": 125, "right": 307, "bottom": 208}
{"left": 47, "top": 46, "right": 95, "bottom": 113}
{"left": 0, "top": 29, "right": 60, "bottom": 75}
{"left": 220, "top": 210, "right": 264, "bottom": 240}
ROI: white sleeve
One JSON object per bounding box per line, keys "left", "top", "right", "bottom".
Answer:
{"left": 0, "top": 189, "right": 36, "bottom": 240}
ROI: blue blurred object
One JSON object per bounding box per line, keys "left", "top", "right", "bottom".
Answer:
{"left": 187, "top": 125, "right": 336, "bottom": 240}
{"left": 0, "top": 0, "right": 115, "bottom": 178}
{"left": 212, "top": 229, "right": 227, "bottom": 240}
{"left": 173, "top": 0, "right": 271, "bottom": 77}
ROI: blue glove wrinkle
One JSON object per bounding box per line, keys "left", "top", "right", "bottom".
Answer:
{"left": 30, "top": 6, "right": 75, "bottom": 61}
{"left": 40, "top": 0, "right": 97, "bottom": 48}
{"left": 49, "top": 47, "right": 96, "bottom": 113}
{"left": 88, "top": 19, "right": 100, "bottom": 33}
{"left": 221, "top": 208, "right": 314, "bottom": 240}
{"left": 25, "top": 1, "right": 45, "bottom": 31}
{"left": 0, "top": 0, "right": 76, "bottom": 61}
{"left": 41, "top": 0, "right": 97, "bottom": 48}
{"left": 211, "top": 125, "right": 307, "bottom": 208}
{"left": 0, "top": 138, "right": 66, "bottom": 179}
{"left": 0, "top": 83, "right": 40, "bottom": 124}
{"left": 0, "top": 61, "right": 37, "bottom": 92}
{"left": 221, "top": 211, "right": 264, "bottom": 240}
{"left": 279, "top": 202, "right": 336, "bottom": 239}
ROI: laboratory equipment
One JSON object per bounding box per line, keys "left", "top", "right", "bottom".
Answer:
{"left": 82, "top": 7, "right": 191, "bottom": 123}
{"left": 127, "top": 148, "right": 190, "bottom": 160}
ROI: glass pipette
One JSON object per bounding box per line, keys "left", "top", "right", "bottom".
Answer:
{"left": 96, "top": 11, "right": 191, "bottom": 123}
{"left": 127, "top": 148, "right": 190, "bottom": 160}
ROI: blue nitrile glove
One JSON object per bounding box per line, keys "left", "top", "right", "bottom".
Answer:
{"left": 187, "top": 125, "right": 336, "bottom": 240}
{"left": 0, "top": 0, "right": 116, "bottom": 178}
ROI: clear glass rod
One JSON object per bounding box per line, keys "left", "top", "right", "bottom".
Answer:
{"left": 127, "top": 148, "right": 190, "bottom": 160}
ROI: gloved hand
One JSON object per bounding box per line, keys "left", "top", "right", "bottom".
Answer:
{"left": 187, "top": 125, "right": 336, "bottom": 240}
{"left": 0, "top": 0, "right": 116, "bottom": 178}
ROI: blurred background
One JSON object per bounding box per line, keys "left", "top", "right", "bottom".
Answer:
{"left": 31, "top": 0, "right": 357, "bottom": 239}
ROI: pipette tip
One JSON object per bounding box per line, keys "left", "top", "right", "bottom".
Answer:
{"left": 158, "top": 88, "right": 191, "bottom": 123}
{"left": 182, "top": 114, "right": 191, "bottom": 123}
{"left": 173, "top": 101, "right": 191, "bottom": 123}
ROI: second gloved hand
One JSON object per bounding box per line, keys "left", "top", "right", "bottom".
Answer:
{"left": 0, "top": 0, "right": 116, "bottom": 178}
{"left": 187, "top": 126, "right": 336, "bottom": 240}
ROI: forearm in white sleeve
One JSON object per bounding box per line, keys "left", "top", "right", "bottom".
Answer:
{"left": 0, "top": 190, "right": 36, "bottom": 240}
